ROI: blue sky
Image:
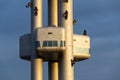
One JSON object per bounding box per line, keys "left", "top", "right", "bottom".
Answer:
{"left": 0, "top": 0, "right": 120, "bottom": 80}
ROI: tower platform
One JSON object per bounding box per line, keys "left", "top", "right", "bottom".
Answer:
{"left": 20, "top": 27, "right": 90, "bottom": 61}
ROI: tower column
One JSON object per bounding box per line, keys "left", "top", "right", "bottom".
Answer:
{"left": 48, "top": 1, "right": 58, "bottom": 80}
{"left": 48, "top": 0, "right": 58, "bottom": 27}
{"left": 31, "top": 0, "right": 43, "bottom": 32}
{"left": 31, "top": 59, "right": 43, "bottom": 80}
{"left": 58, "top": 0, "right": 74, "bottom": 80}
{"left": 48, "top": 61, "right": 58, "bottom": 80}
{"left": 31, "top": 0, "right": 43, "bottom": 80}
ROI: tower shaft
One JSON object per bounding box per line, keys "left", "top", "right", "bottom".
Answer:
{"left": 31, "top": 0, "right": 42, "bottom": 32}
{"left": 31, "top": 59, "right": 43, "bottom": 80}
{"left": 31, "top": 0, "right": 43, "bottom": 80}
{"left": 48, "top": 1, "right": 58, "bottom": 80}
{"left": 59, "top": 0, "right": 74, "bottom": 80}
{"left": 48, "top": 0, "right": 58, "bottom": 27}
{"left": 49, "top": 62, "right": 58, "bottom": 80}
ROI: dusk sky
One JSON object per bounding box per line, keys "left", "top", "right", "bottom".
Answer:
{"left": 0, "top": 0, "right": 120, "bottom": 80}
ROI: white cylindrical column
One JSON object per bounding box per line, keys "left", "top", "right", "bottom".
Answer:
{"left": 48, "top": 1, "right": 58, "bottom": 80}
{"left": 48, "top": 61, "right": 58, "bottom": 80}
{"left": 31, "top": 58, "right": 43, "bottom": 80}
{"left": 58, "top": 0, "right": 74, "bottom": 80}
{"left": 31, "top": 0, "right": 43, "bottom": 80}
{"left": 31, "top": 0, "right": 42, "bottom": 32}
{"left": 48, "top": 0, "right": 58, "bottom": 27}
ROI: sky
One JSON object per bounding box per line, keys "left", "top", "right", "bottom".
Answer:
{"left": 0, "top": 0, "right": 120, "bottom": 80}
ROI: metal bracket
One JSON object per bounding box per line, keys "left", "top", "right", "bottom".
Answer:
{"left": 34, "top": 7, "right": 38, "bottom": 16}
{"left": 63, "top": 10, "right": 68, "bottom": 20}
{"left": 26, "top": 1, "right": 32, "bottom": 8}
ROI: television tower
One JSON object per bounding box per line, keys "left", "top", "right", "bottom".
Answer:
{"left": 20, "top": 0, "right": 91, "bottom": 80}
